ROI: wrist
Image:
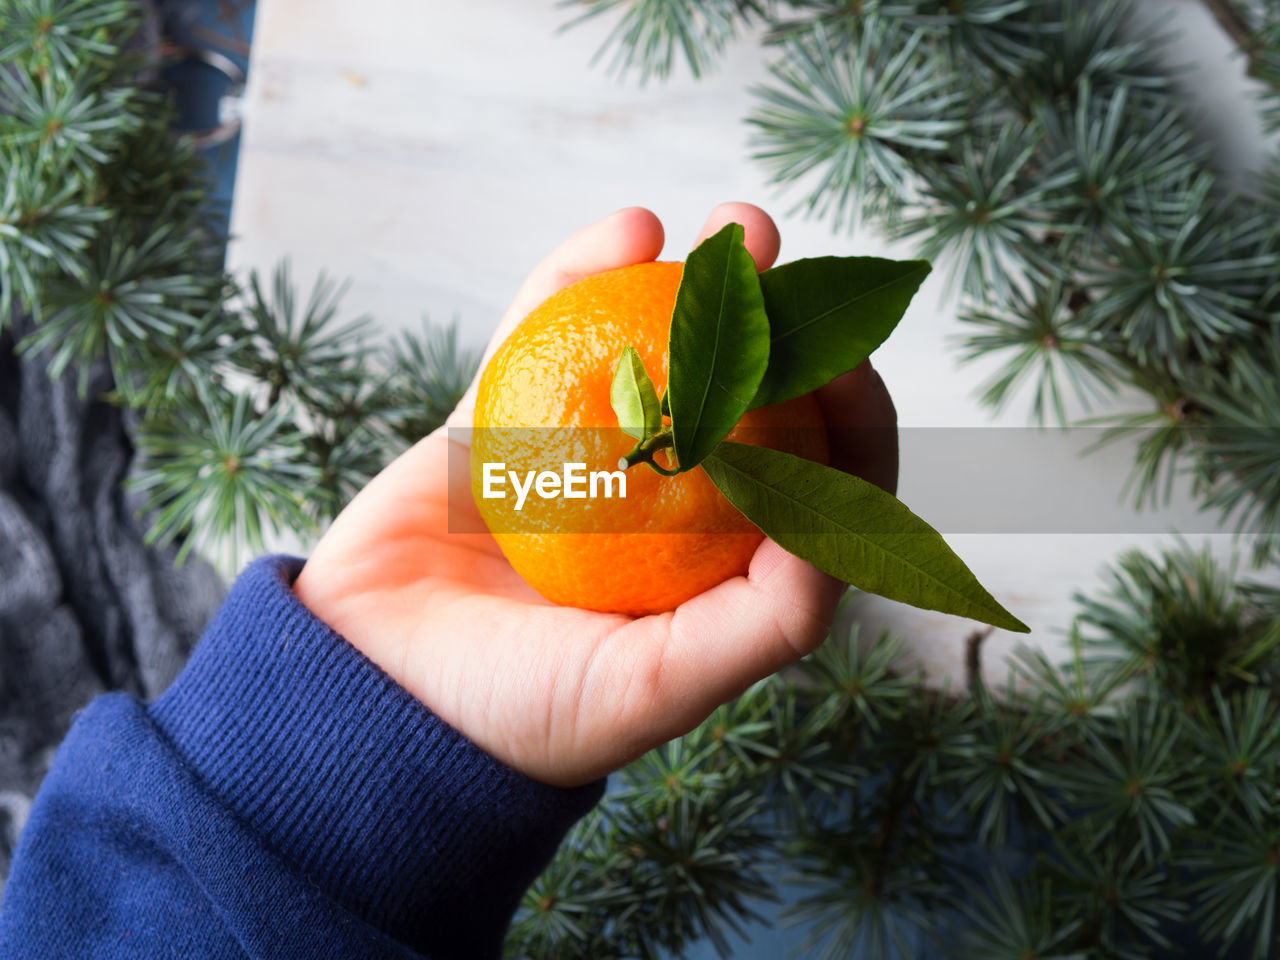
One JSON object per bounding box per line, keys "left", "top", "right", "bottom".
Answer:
{"left": 150, "top": 556, "right": 603, "bottom": 955}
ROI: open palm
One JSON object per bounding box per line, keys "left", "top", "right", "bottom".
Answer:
{"left": 292, "top": 204, "right": 898, "bottom": 787}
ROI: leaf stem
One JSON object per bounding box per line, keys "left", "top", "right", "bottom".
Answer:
{"left": 620, "top": 430, "right": 680, "bottom": 475}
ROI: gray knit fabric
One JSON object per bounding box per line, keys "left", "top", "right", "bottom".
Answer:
{"left": 0, "top": 318, "right": 225, "bottom": 885}
{"left": 0, "top": 0, "right": 224, "bottom": 888}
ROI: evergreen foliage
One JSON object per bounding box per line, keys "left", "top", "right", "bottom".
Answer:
{"left": 0, "top": 0, "right": 477, "bottom": 565}
{"left": 507, "top": 546, "right": 1280, "bottom": 958}
{"left": 565, "top": 0, "right": 1280, "bottom": 549}
{"left": 7, "top": 1, "right": 1280, "bottom": 956}
{"left": 523, "top": 1, "right": 1280, "bottom": 954}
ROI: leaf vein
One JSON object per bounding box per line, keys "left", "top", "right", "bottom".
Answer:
{"left": 687, "top": 241, "right": 738, "bottom": 455}
{"left": 769, "top": 264, "right": 929, "bottom": 345}
{"left": 708, "top": 452, "right": 983, "bottom": 611}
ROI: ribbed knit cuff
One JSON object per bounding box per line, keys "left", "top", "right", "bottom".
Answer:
{"left": 149, "top": 555, "right": 603, "bottom": 958}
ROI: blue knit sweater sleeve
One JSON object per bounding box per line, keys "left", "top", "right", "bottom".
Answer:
{"left": 0, "top": 555, "right": 604, "bottom": 959}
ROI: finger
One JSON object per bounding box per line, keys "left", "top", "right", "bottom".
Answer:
{"left": 816, "top": 360, "right": 899, "bottom": 496}
{"left": 614, "top": 539, "right": 846, "bottom": 746}
{"left": 447, "top": 207, "right": 665, "bottom": 433}
{"left": 507, "top": 206, "right": 665, "bottom": 325}
{"left": 693, "top": 202, "right": 781, "bottom": 272}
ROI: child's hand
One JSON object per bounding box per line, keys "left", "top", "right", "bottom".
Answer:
{"left": 292, "top": 204, "right": 897, "bottom": 787}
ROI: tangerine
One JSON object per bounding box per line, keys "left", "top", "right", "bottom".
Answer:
{"left": 471, "top": 260, "right": 828, "bottom": 616}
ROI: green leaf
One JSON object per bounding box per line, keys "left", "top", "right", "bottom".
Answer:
{"left": 610, "top": 345, "right": 663, "bottom": 440}
{"left": 702, "top": 441, "right": 1029, "bottom": 632}
{"left": 751, "top": 257, "right": 931, "bottom": 409}
{"left": 668, "top": 222, "right": 770, "bottom": 471}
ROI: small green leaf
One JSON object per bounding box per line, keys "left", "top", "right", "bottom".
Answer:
{"left": 668, "top": 222, "right": 770, "bottom": 471}
{"left": 751, "top": 257, "right": 931, "bottom": 409}
{"left": 702, "top": 441, "right": 1029, "bottom": 632}
{"left": 611, "top": 346, "right": 663, "bottom": 440}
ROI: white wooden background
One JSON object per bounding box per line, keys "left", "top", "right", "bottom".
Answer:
{"left": 227, "top": 0, "right": 1276, "bottom": 684}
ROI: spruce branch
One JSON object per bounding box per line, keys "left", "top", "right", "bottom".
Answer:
{"left": 1189, "top": 323, "right": 1280, "bottom": 543}
{"left": 105, "top": 301, "right": 245, "bottom": 416}
{"left": 507, "top": 814, "right": 617, "bottom": 957}
{"left": 1010, "top": 628, "right": 1129, "bottom": 736}
{"left": 1253, "top": 2, "right": 1280, "bottom": 127}
{"left": 955, "top": 869, "right": 1081, "bottom": 960}
{"left": 236, "top": 261, "right": 373, "bottom": 408}
{"left": 94, "top": 93, "right": 213, "bottom": 224}
{"left": 748, "top": 21, "right": 964, "bottom": 228}
{"left": 0, "top": 145, "right": 105, "bottom": 318}
{"left": 1015, "top": 0, "right": 1168, "bottom": 100}
{"left": 0, "top": 67, "right": 140, "bottom": 180}
{"left": 1049, "top": 836, "right": 1185, "bottom": 956}
{"left": 754, "top": 687, "right": 861, "bottom": 825}
{"left": 1074, "top": 543, "right": 1280, "bottom": 703}
{"left": 385, "top": 316, "right": 479, "bottom": 444}
{"left": 1081, "top": 371, "right": 1201, "bottom": 512}
{"left": 1035, "top": 80, "right": 1201, "bottom": 238}
{"left": 112, "top": 261, "right": 470, "bottom": 564}
{"left": 680, "top": 678, "right": 777, "bottom": 772}
{"left": 1069, "top": 697, "right": 1195, "bottom": 859}
{"left": 1183, "top": 801, "right": 1280, "bottom": 960}
{"left": 938, "top": 680, "right": 1064, "bottom": 847}
{"left": 958, "top": 277, "right": 1121, "bottom": 425}
{"left": 890, "top": 0, "right": 1060, "bottom": 77}
{"left": 127, "top": 385, "right": 316, "bottom": 566}
{"left": 558, "top": 0, "right": 767, "bottom": 82}
{"left": 301, "top": 419, "right": 389, "bottom": 524}
{"left": 784, "top": 805, "right": 946, "bottom": 960}
{"left": 895, "top": 121, "right": 1075, "bottom": 300}
{"left": 621, "top": 737, "right": 730, "bottom": 809}
{"left": 0, "top": 0, "right": 140, "bottom": 82}
{"left": 611, "top": 789, "right": 777, "bottom": 956}
{"left": 512, "top": 539, "right": 1280, "bottom": 958}
{"left": 799, "top": 623, "right": 919, "bottom": 733}
{"left": 1185, "top": 686, "right": 1280, "bottom": 817}
{"left": 1088, "top": 176, "right": 1274, "bottom": 376}
{"left": 21, "top": 221, "right": 207, "bottom": 391}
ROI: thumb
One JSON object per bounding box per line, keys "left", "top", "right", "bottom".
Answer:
{"left": 610, "top": 540, "right": 844, "bottom": 748}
